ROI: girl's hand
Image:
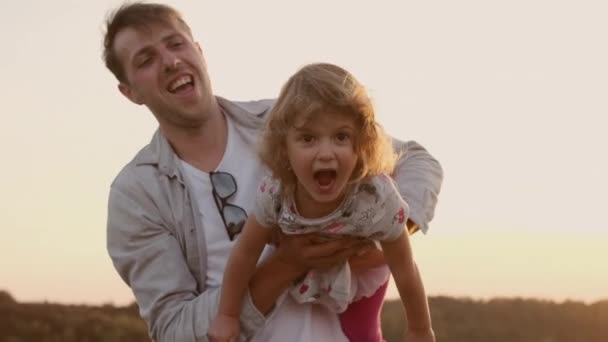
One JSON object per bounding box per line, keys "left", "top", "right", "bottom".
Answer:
{"left": 208, "top": 314, "right": 239, "bottom": 342}
{"left": 404, "top": 328, "right": 435, "bottom": 342}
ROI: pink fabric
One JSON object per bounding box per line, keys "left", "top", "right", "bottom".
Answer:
{"left": 339, "top": 280, "right": 388, "bottom": 342}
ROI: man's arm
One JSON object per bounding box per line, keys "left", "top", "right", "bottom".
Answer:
{"left": 108, "top": 170, "right": 367, "bottom": 341}
{"left": 249, "top": 232, "right": 374, "bottom": 314}
{"left": 391, "top": 139, "right": 443, "bottom": 233}
{"left": 107, "top": 172, "right": 265, "bottom": 342}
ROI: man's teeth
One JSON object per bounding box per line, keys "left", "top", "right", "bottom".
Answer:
{"left": 169, "top": 76, "right": 192, "bottom": 92}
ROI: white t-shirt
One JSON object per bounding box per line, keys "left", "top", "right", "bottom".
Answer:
{"left": 181, "top": 114, "right": 347, "bottom": 342}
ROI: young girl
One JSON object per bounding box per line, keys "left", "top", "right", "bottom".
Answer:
{"left": 210, "top": 63, "right": 435, "bottom": 342}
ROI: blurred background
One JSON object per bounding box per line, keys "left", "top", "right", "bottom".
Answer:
{"left": 1, "top": 0, "right": 607, "bottom": 340}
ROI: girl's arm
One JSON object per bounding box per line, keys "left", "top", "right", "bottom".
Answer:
{"left": 220, "top": 214, "right": 272, "bottom": 316}
{"left": 381, "top": 232, "right": 435, "bottom": 340}
{"left": 209, "top": 215, "right": 273, "bottom": 341}
{"left": 350, "top": 219, "right": 420, "bottom": 272}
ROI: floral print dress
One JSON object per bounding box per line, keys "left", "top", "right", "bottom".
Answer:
{"left": 253, "top": 174, "right": 409, "bottom": 312}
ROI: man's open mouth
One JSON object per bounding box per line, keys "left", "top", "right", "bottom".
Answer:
{"left": 168, "top": 75, "right": 194, "bottom": 94}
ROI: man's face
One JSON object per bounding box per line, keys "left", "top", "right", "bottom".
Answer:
{"left": 114, "top": 20, "right": 213, "bottom": 129}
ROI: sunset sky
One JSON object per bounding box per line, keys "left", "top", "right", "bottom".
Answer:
{"left": 1, "top": 0, "right": 606, "bottom": 305}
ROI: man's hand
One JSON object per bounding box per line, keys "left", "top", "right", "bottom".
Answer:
{"left": 349, "top": 243, "right": 386, "bottom": 273}
{"left": 249, "top": 230, "right": 373, "bottom": 315}
{"left": 208, "top": 314, "right": 239, "bottom": 342}
{"left": 274, "top": 232, "right": 372, "bottom": 274}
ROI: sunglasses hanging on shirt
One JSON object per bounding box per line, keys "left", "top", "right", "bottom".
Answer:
{"left": 209, "top": 171, "right": 248, "bottom": 241}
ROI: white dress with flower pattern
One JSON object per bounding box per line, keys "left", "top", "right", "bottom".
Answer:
{"left": 253, "top": 174, "right": 409, "bottom": 313}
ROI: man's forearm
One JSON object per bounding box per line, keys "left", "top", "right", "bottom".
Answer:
{"left": 248, "top": 231, "right": 377, "bottom": 314}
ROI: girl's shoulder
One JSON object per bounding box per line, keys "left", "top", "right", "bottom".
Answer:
{"left": 254, "top": 175, "right": 284, "bottom": 226}
{"left": 354, "top": 173, "right": 399, "bottom": 199}
{"left": 347, "top": 174, "right": 408, "bottom": 240}
{"left": 258, "top": 175, "right": 282, "bottom": 196}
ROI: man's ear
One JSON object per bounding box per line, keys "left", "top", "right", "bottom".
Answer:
{"left": 118, "top": 82, "right": 143, "bottom": 105}
{"left": 195, "top": 42, "right": 203, "bottom": 54}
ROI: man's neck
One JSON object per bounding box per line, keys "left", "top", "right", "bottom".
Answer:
{"left": 162, "top": 104, "right": 228, "bottom": 172}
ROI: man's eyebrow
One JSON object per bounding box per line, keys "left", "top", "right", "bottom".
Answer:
{"left": 162, "top": 33, "right": 182, "bottom": 42}
{"left": 132, "top": 46, "right": 154, "bottom": 61}
{"left": 131, "top": 34, "right": 183, "bottom": 62}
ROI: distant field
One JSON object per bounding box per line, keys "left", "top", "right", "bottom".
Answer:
{"left": 2, "top": 291, "right": 606, "bottom": 342}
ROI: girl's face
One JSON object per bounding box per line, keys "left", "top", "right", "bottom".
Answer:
{"left": 286, "top": 111, "right": 359, "bottom": 216}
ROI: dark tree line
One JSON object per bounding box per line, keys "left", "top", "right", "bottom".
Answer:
{"left": 1, "top": 291, "right": 147, "bottom": 342}
{"left": 2, "top": 290, "right": 607, "bottom": 341}
{"left": 382, "top": 296, "right": 608, "bottom": 342}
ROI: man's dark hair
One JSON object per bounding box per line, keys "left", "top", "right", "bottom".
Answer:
{"left": 102, "top": 2, "right": 192, "bottom": 82}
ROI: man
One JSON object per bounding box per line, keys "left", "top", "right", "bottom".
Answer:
{"left": 104, "top": 2, "right": 442, "bottom": 341}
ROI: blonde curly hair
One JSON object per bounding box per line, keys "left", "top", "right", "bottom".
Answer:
{"left": 259, "top": 63, "right": 397, "bottom": 196}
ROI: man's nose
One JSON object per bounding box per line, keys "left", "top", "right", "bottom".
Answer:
{"left": 162, "top": 51, "right": 182, "bottom": 72}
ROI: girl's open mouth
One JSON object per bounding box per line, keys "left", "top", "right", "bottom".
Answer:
{"left": 314, "top": 169, "right": 337, "bottom": 191}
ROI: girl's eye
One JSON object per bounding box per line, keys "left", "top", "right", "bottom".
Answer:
{"left": 170, "top": 41, "right": 183, "bottom": 49}
{"left": 301, "top": 135, "right": 314, "bottom": 143}
{"left": 336, "top": 133, "right": 350, "bottom": 142}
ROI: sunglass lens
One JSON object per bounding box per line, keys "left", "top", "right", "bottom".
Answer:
{"left": 223, "top": 205, "right": 247, "bottom": 238}
{"left": 211, "top": 172, "right": 236, "bottom": 198}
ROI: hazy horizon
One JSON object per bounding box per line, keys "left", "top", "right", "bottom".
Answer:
{"left": 2, "top": 0, "right": 606, "bottom": 306}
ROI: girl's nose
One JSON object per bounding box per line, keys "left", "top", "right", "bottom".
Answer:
{"left": 317, "top": 140, "right": 334, "bottom": 160}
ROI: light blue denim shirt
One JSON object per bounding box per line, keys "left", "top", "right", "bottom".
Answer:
{"left": 106, "top": 96, "right": 443, "bottom": 341}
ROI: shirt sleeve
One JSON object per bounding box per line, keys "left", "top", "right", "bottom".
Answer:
{"left": 390, "top": 139, "right": 443, "bottom": 234}
{"left": 252, "top": 176, "right": 281, "bottom": 228}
